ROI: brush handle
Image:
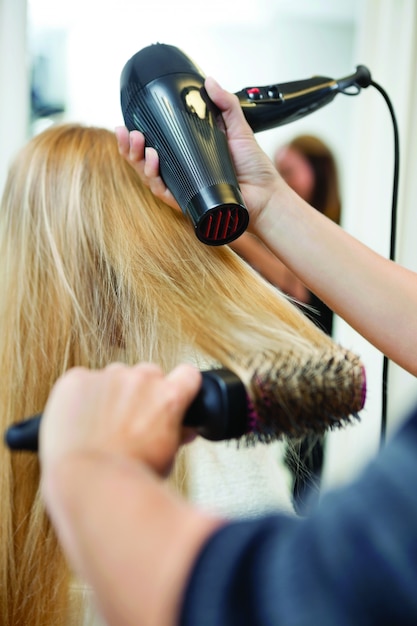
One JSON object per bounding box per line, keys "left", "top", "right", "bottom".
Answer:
{"left": 4, "top": 369, "right": 248, "bottom": 452}
{"left": 5, "top": 414, "right": 42, "bottom": 452}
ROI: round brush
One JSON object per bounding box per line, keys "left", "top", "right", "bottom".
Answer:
{"left": 244, "top": 347, "right": 366, "bottom": 444}
{"left": 4, "top": 346, "right": 366, "bottom": 452}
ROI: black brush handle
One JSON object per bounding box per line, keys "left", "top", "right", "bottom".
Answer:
{"left": 5, "top": 414, "right": 42, "bottom": 452}
{"left": 4, "top": 368, "right": 248, "bottom": 452}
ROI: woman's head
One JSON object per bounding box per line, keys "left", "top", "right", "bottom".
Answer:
{"left": 274, "top": 134, "right": 341, "bottom": 224}
{"left": 1, "top": 124, "right": 334, "bottom": 413}
{"left": 0, "top": 123, "right": 347, "bottom": 625}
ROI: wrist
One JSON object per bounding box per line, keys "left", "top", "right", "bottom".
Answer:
{"left": 250, "top": 181, "right": 296, "bottom": 248}
{"left": 41, "top": 451, "right": 225, "bottom": 626}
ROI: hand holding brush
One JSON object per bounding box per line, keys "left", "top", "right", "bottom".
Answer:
{"left": 4, "top": 345, "right": 366, "bottom": 453}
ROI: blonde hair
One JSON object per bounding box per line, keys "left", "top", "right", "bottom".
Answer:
{"left": 0, "top": 124, "right": 336, "bottom": 624}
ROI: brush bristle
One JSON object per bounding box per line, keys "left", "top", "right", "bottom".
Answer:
{"left": 244, "top": 347, "right": 366, "bottom": 444}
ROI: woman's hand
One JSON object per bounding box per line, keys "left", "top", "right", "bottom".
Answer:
{"left": 40, "top": 362, "right": 202, "bottom": 477}
{"left": 39, "top": 363, "right": 221, "bottom": 626}
{"left": 115, "top": 77, "right": 284, "bottom": 226}
{"left": 203, "top": 77, "right": 283, "bottom": 222}
{"left": 116, "top": 126, "right": 180, "bottom": 210}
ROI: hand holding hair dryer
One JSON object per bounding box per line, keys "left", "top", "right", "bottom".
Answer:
{"left": 120, "top": 43, "right": 371, "bottom": 245}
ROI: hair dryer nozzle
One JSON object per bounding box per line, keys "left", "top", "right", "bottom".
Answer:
{"left": 120, "top": 43, "right": 249, "bottom": 245}
{"left": 187, "top": 183, "right": 249, "bottom": 245}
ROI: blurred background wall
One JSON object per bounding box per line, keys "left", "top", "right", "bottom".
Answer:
{"left": 1, "top": 0, "right": 417, "bottom": 492}
{"left": 0, "top": 0, "right": 29, "bottom": 195}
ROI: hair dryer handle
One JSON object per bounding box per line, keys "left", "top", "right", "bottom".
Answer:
{"left": 235, "top": 65, "right": 372, "bottom": 134}
{"left": 235, "top": 75, "right": 339, "bottom": 133}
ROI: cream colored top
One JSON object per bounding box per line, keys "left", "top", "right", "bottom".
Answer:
{"left": 184, "top": 437, "right": 295, "bottom": 517}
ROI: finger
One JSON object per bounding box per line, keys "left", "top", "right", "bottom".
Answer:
{"left": 40, "top": 366, "right": 94, "bottom": 464}
{"left": 166, "top": 363, "right": 202, "bottom": 393}
{"left": 143, "top": 148, "right": 169, "bottom": 197}
{"left": 131, "top": 361, "right": 165, "bottom": 378}
{"left": 204, "top": 76, "right": 229, "bottom": 109}
{"left": 143, "top": 147, "right": 161, "bottom": 178}
{"left": 118, "top": 131, "right": 181, "bottom": 211}
{"left": 115, "top": 126, "right": 130, "bottom": 157}
{"left": 44, "top": 366, "right": 92, "bottom": 411}
{"left": 143, "top": 148, "right": 181, "bottom": 210}
{"left": 204, "top": 76, "right": 253, "bottom": 137}
{"left": 166, "top": 364, "right": 202, "bottom": 419}
{"left": 103, "top": 361, "right": 130, "bottom": 372}
{"left": 128, "top": 130, "right": 146, "bottom": 162}
{"left": 124, "top": 139, "right": 166, "bottom": 196}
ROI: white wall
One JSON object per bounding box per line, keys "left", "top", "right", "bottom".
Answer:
{"left": 4, "top": 0, "right": 360, "bottom": 196}
{"left": 0, "top": 0, "right": 29, "bottom": 195}
{"left": 27, "top": 0, "right": 359, "bottom": 178}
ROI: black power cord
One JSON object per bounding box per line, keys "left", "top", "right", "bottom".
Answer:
{"left": 368, "top": 80, "right": 400, "bottom": 446}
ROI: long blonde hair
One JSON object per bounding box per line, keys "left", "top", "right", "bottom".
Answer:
{"left": 0, "top": 124, "right": 336, "bottom": 625}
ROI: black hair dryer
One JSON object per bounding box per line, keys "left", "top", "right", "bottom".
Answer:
{"left": 120, "top": 43, "right": 372, "bottom": 245}
{"left": 121, "top": 43, "right": 249, "bottom": 246}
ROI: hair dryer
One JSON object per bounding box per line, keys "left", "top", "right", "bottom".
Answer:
{"left": 120, "top": 43, "right": 372, "bottom": 245}
{"left": 121, "top": 43, "right": 249, "bottom": 246}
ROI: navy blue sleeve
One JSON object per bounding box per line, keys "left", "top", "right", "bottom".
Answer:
{"left": 180, "top": 405, "right": 417, "bottom": 626}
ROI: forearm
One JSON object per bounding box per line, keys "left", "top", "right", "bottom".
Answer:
{"left": 231, "top": 233, "right": 309, "bottom": 301}
{"left": 254, "top": 186, "right": 417, "bottom": 375}
{"left": 181, "top": 409, "right": 417, "bottom": 626}
{"left": 42, "top": 453, "right": 223, "bottom": 626}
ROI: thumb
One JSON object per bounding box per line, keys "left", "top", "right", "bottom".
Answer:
{"left": 166, "top": 364, "right": 202, "bottom": 416}
{"left": 204, "top": 76, "right": 253, "bottom": 138}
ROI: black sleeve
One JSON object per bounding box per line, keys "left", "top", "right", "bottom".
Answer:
{"left": 180, "top": 405, "right": 417, "bottom": 626}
